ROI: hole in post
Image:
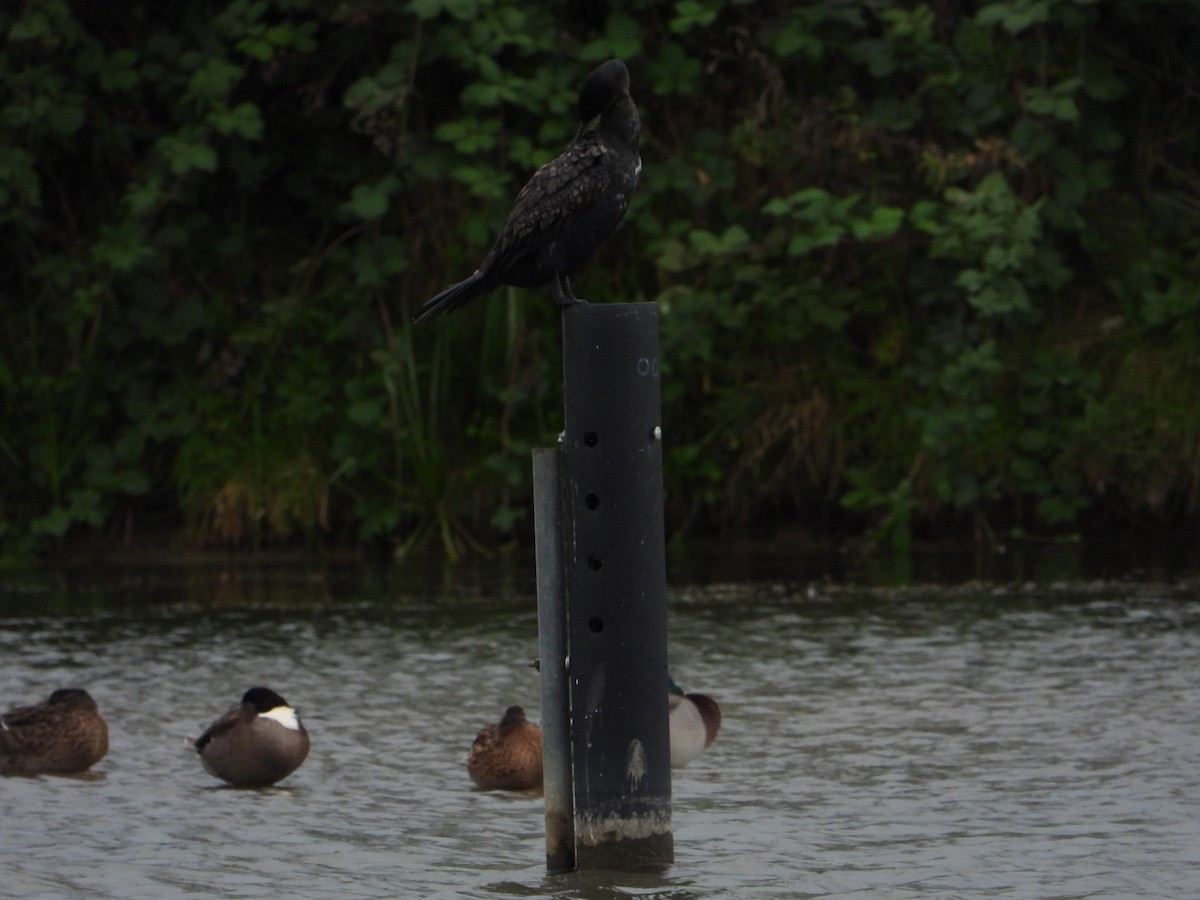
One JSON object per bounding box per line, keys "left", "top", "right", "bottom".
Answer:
{"left": 587, "top": 554, "right": 603, "bottom": 571}
{"left": 583, "top": 431, "right": 599, "bottom": 447}
{"left": 584, "top": 493, "right": 600, "bottom": 510}
{"left": 589, "top": 616, "right": 604, "bottom": 633}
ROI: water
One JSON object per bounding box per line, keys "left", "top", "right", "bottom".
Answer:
{"left": 2, "top": 565, "right": 1199, "bottom": 897}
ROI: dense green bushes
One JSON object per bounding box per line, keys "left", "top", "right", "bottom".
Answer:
{"left": 2, "top": 0, "right": 1198, "bottom": 560}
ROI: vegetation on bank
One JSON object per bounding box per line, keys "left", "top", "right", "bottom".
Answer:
{"left": 2, "top": 0, "right": 1198, "bottom": 560}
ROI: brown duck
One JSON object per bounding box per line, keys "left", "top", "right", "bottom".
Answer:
{"left": 467, "top": 705, "right": 543, "bottom": 791}
{"left": 189, "top": 687, "right": 309, "bottom": 787}
{"left": 0, "top": 688, "right": 109, "bottom": 776}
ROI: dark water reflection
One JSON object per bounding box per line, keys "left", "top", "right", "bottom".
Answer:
{"left": 2, "top": 562, "right": 1199, "bottom": 897}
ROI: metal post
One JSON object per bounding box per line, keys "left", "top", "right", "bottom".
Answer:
{"left": 559, "top": 302, "right": 673, "bottom": 870}
{"left": 533, "top": 447, "right": 575, "bottom": 873}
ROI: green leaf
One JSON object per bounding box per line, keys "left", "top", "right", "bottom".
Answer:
{"left": 435, "top": 118, "right": 498, "bottom": 153}
{"left": 91, "top": 221, "right": 153, "bottom": 272}
{"left": 46, "top": 100, "right": 86, "bottom": 136}
{"left": 1024, "top": 78, "right": 1082, "bottom": 122}
{"left": 847, "top": 39, "right": 895, "bottom": 77}
{"left": 0, "top": 146, "right": 41, "bottom": 207}
{"left": 648, "top": 41, "right": 703, "bottom": 95}
{"left": 185, "top": 58, "right": 244, "bottom": 103}
{"left": 347, "top": 398, "right": 386, "bottom": 427}
{"left": 772, "top": 23, "right": 824, "bottom": 61}
{"left": 409, "top": 0, "right": 479, "bottom": 21}
{"left": 31, "top": 489, "right": 105, "bottom": 537}
{"left": 1081, "top": 57, "right": 1129, "bottom": 102}
{"left": 690, "top": 224, "right": 749, "bottom": 255}
{"left": 343, "top": 176, "right": 401, "bottom": 220}
{"left": 671, "top": 0, "right": 719, "bottom": 34}
{"left": 125, "top": 176, "right": 165, "bottom": 216}
{"left": 655, "top": 238, "right": 689, "bottom": 273}
{"left": 1011, "top": 116, "right": 1055, "bottom": 159}
{"left": 157, "top": 135, "right": 219, "bottom": 175}
{"left": 580, "top": 13, "right": 642, "bottom": 61}
{"left": 236, "top": 37, "right": 274, "bottom": 61}
{"left": 866, "top": 95, "right": 922, "bottom": 130}
{"left": 1142, "top": 282, "right": 1200, "bottom": 327}
{"left": 976, "top": 1, "right": 1050, "bottom": 34}
{"left": 209, "top": 101, "right": 264, "bottom": 140}
{"left": 851, "top": 206, "right": 905, "bottom": 239}
{"left": 10, "top": 10, "right": 55, "bottom": 42}
{"left": 100, "top": 49, "right": 140, "bottom": 93}
{"left": 908, "top": 200, "right": 941, "bottom": 234}
{"left": 762, "top": 187, "right": 833, "bottom": 218}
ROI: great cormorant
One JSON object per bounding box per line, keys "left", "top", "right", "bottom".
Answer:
{"left": 414, "top": 58, "right": 641, "bottom": 324}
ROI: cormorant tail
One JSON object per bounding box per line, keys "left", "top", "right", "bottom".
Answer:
{"left": 413, "top": 272, "right": 493, "bottom": 325}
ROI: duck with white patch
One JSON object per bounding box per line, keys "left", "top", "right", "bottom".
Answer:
{"left": 188, "top": 686, "right": 309, "bottom": 787}
{"left": 668, "top": 676, "right": 721, "bottom": 768}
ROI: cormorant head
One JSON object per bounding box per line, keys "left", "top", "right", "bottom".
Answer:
{"left": 576, "top": 58, "right": 631, "bottom": 134}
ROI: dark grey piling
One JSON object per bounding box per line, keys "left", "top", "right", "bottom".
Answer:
{"left": 533, "top": 446, "right": 575, "bottom": 873}
{"left": 533, "top": 302, "right": 674, "bottom": 872}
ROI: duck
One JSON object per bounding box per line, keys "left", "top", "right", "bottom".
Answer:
{"left": 188, "top": 687, "right": 309, "bottom": 787}
{"left": 668, "top": 676, "right": 721, "bottom": 768}
{"left": 467, "top": 705, "right": 543, "bottom": 791}
{"left": 0, "top": 688, "right": 109, "bottom": 776}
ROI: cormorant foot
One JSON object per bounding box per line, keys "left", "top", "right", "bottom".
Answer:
{"left": 552, "top": 275, "right": 588, "bottom": 308}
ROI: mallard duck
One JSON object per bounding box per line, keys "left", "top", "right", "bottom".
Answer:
{"left": 0, "top": 688, "right": 109, "bottom": 776}
{"left": 467, "top": 705, "right": 543, "bottom": 791}
{"left": 669, "top": 676, "right": 721, "bottom": 768}
{"left": 189, "top": 687, "right": 309, "bottom": 787}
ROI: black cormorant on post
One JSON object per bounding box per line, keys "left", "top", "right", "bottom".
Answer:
{"left": 413, "top": 58, "right": 641, "bottom": 325}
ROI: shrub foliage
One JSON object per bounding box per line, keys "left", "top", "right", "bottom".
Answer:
{"left": 2, "top": 0, "right": 1198, "bottom": 558}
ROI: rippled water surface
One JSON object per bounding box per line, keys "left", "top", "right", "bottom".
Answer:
{"left": 2, "top": 564, "right": 1199, "bottom": 898}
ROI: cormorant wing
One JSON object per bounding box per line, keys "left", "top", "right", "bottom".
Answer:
{"left": 485, "top": 140, "right": 615, "bottom": 278}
